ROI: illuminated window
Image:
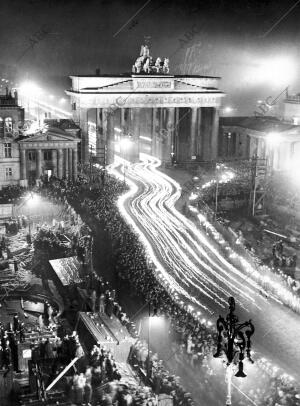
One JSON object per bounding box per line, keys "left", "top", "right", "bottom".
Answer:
{"left": 4, "top": 143, "right": 12, "bottom": 158}
{"left": 5, "top": 167, "right": 12, "bottom": 178}
{"left": 44, "top": 150, "right": 52, "bottom": 160}
{"left": 4, "top": 117, "right": 13, "bottom": 132}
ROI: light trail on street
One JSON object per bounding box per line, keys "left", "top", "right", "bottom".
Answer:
{"left": 108, "top": 154, "right": 300, "bottom": 381}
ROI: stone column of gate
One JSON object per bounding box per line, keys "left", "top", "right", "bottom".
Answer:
{"left": 131, "top": 108, "right": 140, "bottom": 162}
{"left": 190, "top": 107, "right": 198, "bottom": 160}
{"left": 106, "top": 111, "right": 115, "bottom": 164}
{"left": 151, "top": 108, "right": 159, "bottom": 156}
{"left": 156, "top": 108, "right": 164, "bottom": 161}
{"left": 173, "top": 108, "right": 180, "bottom": 160}
{"left": 196, "top": 107, "right": 202, "bottom": 159}
{"left": 95, "top": 108, "right": 101, "bottom": 164}
{"left": 64, "top": 148, "right": 69, "bottom": 178}
{"left": 36, "top": 149, "right": 42, "bottom": 179}
{"left": 210, "top": 107, "right": 219, "bottom": 160}
{"left": 51, "top": 149, "right": 57, "bottom": 176}
{"left": 20, "top": 148, "right": 27, "bottom": 180}
{"left": 68, "top": 148, "right": 73, "bottom": 179}
{"left": 57, "top": 149, "right": 63, "bottom": 179}
{"left": 101, "top": 108, "right": 108, "bottom": 166}
{"left": 72, "top": 148, "right": 78, "bottom": 180}
{"left": 202, "top": 108, "right": 212, "bottom": 161}
{"left": 120, "top": 108, "right": 125, "bottom": 130}
{"left": 78, "top": 107, "right": 89, "bottom": 164}
{"left": 163, "top": 107, "right": 175, "bottom": 162}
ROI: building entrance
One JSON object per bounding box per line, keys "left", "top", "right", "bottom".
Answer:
{"left": 44, "top": 169, "right": 52, "bottom": 181}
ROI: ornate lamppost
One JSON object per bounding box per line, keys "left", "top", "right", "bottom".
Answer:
{"left": 213, "top": 297, "right": 255, "bottom": 405}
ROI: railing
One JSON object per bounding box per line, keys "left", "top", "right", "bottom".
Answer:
{"left": 284, "top": 95, "right": 300, "bottom": 104}
{"left": 0, "top": 99, "right": 18, "bottom": 106}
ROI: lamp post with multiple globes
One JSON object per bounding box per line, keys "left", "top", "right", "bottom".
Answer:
{"left": 213, "top": 297, "right": 255, "bottom": 405}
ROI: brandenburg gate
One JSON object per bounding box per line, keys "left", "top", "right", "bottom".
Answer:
{"left": 66, "top": 45, "right": 225, "bottom": 165}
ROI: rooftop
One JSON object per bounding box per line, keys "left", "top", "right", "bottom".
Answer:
{"left": 70, "top": 73, "right": 221, "bottom": 79}
{"left": 220, "top": 116, "right": 298, "bottom": 133}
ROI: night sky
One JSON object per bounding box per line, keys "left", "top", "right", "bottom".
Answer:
{"left": 1, "top": 0, "right": 300, "bottom": 114}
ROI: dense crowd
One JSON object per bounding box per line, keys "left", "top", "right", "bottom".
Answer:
{"left": 67, "top": 343, "right": 157, "bottom": 406}
{"left": 272, "top": 239, "right": 297, "bottom": 268}
{"left": 195, "top": 200, "right": 300, "bottom": 313}
{"left": 0, "top": 185, "right": 25, "bottom": 204}
{"left": 0, "top": 315, "right": 26, "bottom": 375}
{"left": 37, "top": 174, "right": 300, "bottom": 406}
{"left": 0, "top": 316, "right": 25, "bottom": 374}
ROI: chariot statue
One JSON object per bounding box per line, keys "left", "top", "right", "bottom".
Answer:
{"left": 132, "top": 44, "right": 170, "bottom": 74}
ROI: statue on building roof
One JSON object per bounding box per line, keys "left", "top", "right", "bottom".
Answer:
{"left": 163, "top": 58, "right": 170, "bottom": 74}
{"left": 143, "top": 58, "right": 151, "bottom": 74}
{"left": 132, "top": 43, "right": 170, "bottom": 75}
{"left": 140, "top": 44, "right": 150, "bottom": 58}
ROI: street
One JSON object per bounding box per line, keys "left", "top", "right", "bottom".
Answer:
{"left": 109, "top": 154, "right": 300, "bottom": 382}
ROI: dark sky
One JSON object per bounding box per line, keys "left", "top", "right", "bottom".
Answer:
{"left": 1, "top": 0, "right": 300, "bottom": 114}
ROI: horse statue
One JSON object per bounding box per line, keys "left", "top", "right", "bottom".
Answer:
{"left": 162, "top": 58, "right": 170, "bottom": 74}
{"left": 133, "top": 57, "right": 143, "bottom": 73}
{"left": 155, "top": 57, "right": 162, "bottom": 73}
{"left": 143, "top": 58, "right": 151, "bottom": 73}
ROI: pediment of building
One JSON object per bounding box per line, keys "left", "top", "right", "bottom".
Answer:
{"left": 19, "top": 131, "right": 80, "bottom": 144}
{"left": 77, "top": 77, "right": 220, "bottom": 94}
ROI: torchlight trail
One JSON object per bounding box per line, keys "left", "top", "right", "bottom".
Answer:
{"left": 108, "top": 154, "right": 300, "bottom": 383}
{"left": 109, "top": 154, "right": 266, "bottom": 314}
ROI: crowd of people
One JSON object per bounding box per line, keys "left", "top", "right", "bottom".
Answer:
{"left": 27, "top": 173, "right": 300, "bottom": 406}
{"left": 272, "top": 239, "right": 297, "bottom": 268}
{"left": 0, "top": 185, "right": 24, "bottom": 204}
{"left": 0, "top": 315, "right": 26, "bottom": 375}
{"left": 194, "top": 200, "right": 300, "bottom": 314}
{"left": 66, "top": 343, "right": 158, "bottom": 406}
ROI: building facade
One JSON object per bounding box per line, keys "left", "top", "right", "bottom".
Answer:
{"left": 282, "top": 93, "right": 300, "bottom": 125}
{"left": 18, "top": 129, "right": 80, "bottom": 186}
{"left": 0, "top": 89, "right": 24, "bottom": 188}
{"left": 66, "top": 45, "right": 225, "bottom": 165}
{"left": 218, "top": 116, "right": 300, "bottom": 172}
{"left": 0, "top": 90, "right": 80, "bottom": 189}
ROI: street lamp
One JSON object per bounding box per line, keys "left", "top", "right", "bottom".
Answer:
{"left": 147, "top": 302, "right": 159, "bottom": 380}
{"left": 213, "top": 297, "right": 255, "bottom": 405}
{"left": 215, "top": 164, "right": 235, "bottom": 219}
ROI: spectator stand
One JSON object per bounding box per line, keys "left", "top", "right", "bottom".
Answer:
{"left": 49, "top": 256, "right": 83, "bottom": 300}
{"left": 76, "top": 312, "right": 135, "bottom": 364}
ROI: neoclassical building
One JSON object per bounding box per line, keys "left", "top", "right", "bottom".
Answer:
{"left": 0, "top": 88, "right": 80, "bottom": 189}
{"left": 218, "top": 116, "right": 300, "bottom": 172}
{"left": 0, "top": 90, "right": 24, "bottom": 188}
{"left": 18, "top": 128, "right": 80, "bottom": 185}
{"left": 66, "top": 45, "right": 225, "bottom": 165}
